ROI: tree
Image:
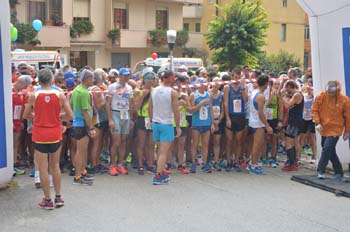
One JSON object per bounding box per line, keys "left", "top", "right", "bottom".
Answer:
{"left": 259, "top": 50, "right": 301, "bottom": 72}
{"left": 206, "top": 0, "right": 269, "bottom": 70}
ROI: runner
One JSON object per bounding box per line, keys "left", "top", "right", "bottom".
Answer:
{"left": 133, "top": 72, "right": 156, "bottom": 175}
{"left": 223, "top": 68, "right": 248, "bottom": 172}
{"left": 188, "top": 77, "right": 213, "bottom": 173}
{"left": 23, "top": 68, "right": 73, "bottom": 209}
{"left": 87, "top": 69, "right": 108, "bottom": 174}
{"left": 149, "top": 70, "right": 181, "bottom": 185}
{"left": 105, "top": 67, "right": 133, "bottom": 176}
{"left": 70, "top": 69, "right": 96, "bottom": 185}
{"left": 248, "top": 75, "right": 273, "bottom": 175}
{"left": 12, "top": 75, "right": 32, "bottom": 176}
{"left": 210, "top": 77, "right": 224, "bottom": 171}
{"left": 265, "top": 78, "right": 283, "bottom": 168}
{"left": 281, "top": 80, "right": 304, "bottom": 172}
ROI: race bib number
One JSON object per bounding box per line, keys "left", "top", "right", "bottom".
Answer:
{"left": 199, "top": 107, "right": 208, "bottom": 120}
{"left": 304, "top": 109, "right": 312, "bottom": 121}
{"left": 233, "top": 100, "right": 242, "bottom": 113}
{"left": 13, "top": 105, "right": 22, "bottom": 120}
{"left": 180, "top": 112, "right": 186, "bottom": 126}
{"left": 213, "top": 106, "right": 221, "bottom": 119}
{"left": 265, "top": 108, "right": 273, "bottom": 120}
{"left": 120, "top": 110, "right": 129, "bottom": 120}
{"left": 145, "top": 117, "right": 151, "bottom": 130}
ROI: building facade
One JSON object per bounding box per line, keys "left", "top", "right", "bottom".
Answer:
{"left": 14, "top": 0, "right": 202, "bottom": 69}
{"left": 198, "top": 0, "right": 307, "bottom": 68}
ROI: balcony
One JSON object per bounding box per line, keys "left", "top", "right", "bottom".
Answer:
{"left": 157, "top": 0, "right": 203, "bottom": 3}
{"left": 186, "top": 32, "right": 203, "bottom": 48}
{"left": 183, "top": 5, "right": 203, "bottom": 18}
{"left": 37, "top": 26, "right": 70, "bottom": 47}
{"left": 110, "top": 30, "right": 148, "bottom": 48}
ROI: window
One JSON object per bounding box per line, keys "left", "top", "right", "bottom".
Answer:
{"left": 183, "top": 23, "right": 189, "bottom": 31}
{"left": 208, "top": 0, "right": 215, "bottom": 3}
{"left": 73, "top": 0, "right": 90, "bottom": 21}
{"left": 304, "top": 25, "right": 310, "bottom": 40}
{"left": 281, "top": 24, "right": 287, "bottom": 42}
{"left": 27, "top": 1, "right": 47, "bottom": 23}
{"left": 156, "top": 7, "right": 168, "bottom": 30}
{"left": 49, "top": 0, "right": 62, "bottom": 21}
{"left": 113, "top": 2, "right": 128, "bottom": 29}
{"left": 282, "top": 0, "right": 287, "bottom": 7}
{"left": 304, "top": 52, "right": 309, "bottom": 69}
{"left": 195, "top": 23, "right": 201, "bottom": 32}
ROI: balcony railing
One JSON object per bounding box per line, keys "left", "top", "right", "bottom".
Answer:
{"left": 37, "top": 25, "right": 70, "bottom": 47}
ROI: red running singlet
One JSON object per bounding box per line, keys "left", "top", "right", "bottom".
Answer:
{"left": 32, "top": 89, "right": 62, "bottom": 143}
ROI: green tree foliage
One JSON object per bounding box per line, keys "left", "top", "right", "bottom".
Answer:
{"left": 259, "top": 50, "right": 301, "bottom": 72}
{"left": 206, "top": 0, "right": 269, "bottom": 70}
{"left": 14, "top": 23, "right": 40, "bottom": 45}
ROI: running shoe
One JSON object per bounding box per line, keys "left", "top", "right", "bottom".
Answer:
{"left": 98, "top": 164, "right": 109, "bottom": 173}
{"left": 87, "top": 166, "right": 97, "bottom": 174}
{"left": 126, "top": 153, "right": 132, "bottom": 164}
{"left": 282, "top": 164, "right": 298, "bottom": 172}
{"left": 225, "top": 163, "right": 233, "bottom": 172}
{"left": 333, "top": 174, "right": 345, "bottom": 182}
{"left": 212, "top": 162, "right": 222, "bottom": 171}
{"left": 29, "top": 167, "right": 35, "bottom": 177}
{"left": 239, "top": 161, "right": 249, "bottom": 169}
{"left": 153, "top": 175, "right": 168, "bottom": 185}
{"left": 54, "top": 197, "right": 64, "bottom": 208}
{"left": 161, "top": 171, "right": 171, "bottom": 182}
{"left": 147, "top": 166, "right": 157, "bottom": 174}
{"left": 202, "top": 163, "right": 212, "bottom": 173}
{"left": 100, "top": 151, "right": 109, "bottom": 163}
{"left": 232, "top": 162, "right": 242, "bottom": 172}
{"left": 14, "top": 167, "right": 25, "bottom": 175}
{"left": 69, "top": 167, "right": 75, "bottom": 176}
{"left": 248, "top": 164, "right": 266, "bottom": 175}
{"left": 317, "top": 172, "right": 325, "bottom": 179}
{"left": 270, "top": 159, "right": 278, "bottom": 168}
{"left": 109, "top": 165, "right": 118, "bottom": 176}
{"left": 138, "top": 167, "right": 145, "bottom": 175}
{"left": 81, "top": 173, "right": 95, "bottom": 181}
{"left": 73, "top": 177, "right": 93, "bottom": 186}
{"left": 37, "top": 198, "right": 54, "bottom": 210}
{"left": 190, "top": 163, "right": 197, "bottom": 173}
{"left": 177, "top": 166, "right": 189, "bottom": 174}
{"left": 163, "top": 168, "right": 172, "bottom": 175}
{"left": 258, "top": 159, "right": 268, "bottom": 167}
{"left": 117, "top": 165, "right": 129, "bottom": 175}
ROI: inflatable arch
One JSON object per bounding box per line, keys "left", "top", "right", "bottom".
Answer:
{"left": 297, "top": 0, "right": 350, "bottom": 164}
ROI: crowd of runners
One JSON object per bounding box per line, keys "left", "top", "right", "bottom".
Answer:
{"left": 11, "top": 61, "right": 350, "bottom": 210}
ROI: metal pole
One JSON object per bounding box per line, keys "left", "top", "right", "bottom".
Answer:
{"left": 170, "top": 49, "right": 174, "bottom": 72}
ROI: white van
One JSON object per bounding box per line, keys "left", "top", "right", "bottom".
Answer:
{"left": 143, "top": 57, "right": 203, "bottom": 73}
{"left": 11, "top": 49, "right": 66, "bottom": 70}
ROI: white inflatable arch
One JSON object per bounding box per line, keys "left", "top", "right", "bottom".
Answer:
{"left": 297, "top": 0, "right": 350, "bottom": 164}
{"left": 0, "top": 0, "right": 14, "bottom": 187}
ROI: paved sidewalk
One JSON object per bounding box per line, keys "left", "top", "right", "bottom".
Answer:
{"left": 1, "top": 167, "right": 349, "bottom": 232}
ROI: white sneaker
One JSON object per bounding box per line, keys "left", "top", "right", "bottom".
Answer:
{"left": 317, "top": 172, "right": 325, "bottom": 179}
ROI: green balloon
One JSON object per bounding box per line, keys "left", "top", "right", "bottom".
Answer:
{"left": 11, "top": 27, "right": 18, "bottom": 42}
{"left": 10, "top": 23, "right": 13, "bottom": 28}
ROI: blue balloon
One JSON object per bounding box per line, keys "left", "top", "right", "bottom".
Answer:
{"left": 32, "top": 19, "right": 43, "bottom": 31}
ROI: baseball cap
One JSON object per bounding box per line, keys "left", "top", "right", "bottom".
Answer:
{"left": 119, "top": 68, "right": 131, "bottom": 76}
{"left": 66, "top": 78, "right": 75, "bottom": 88}
{"left": 17, "top": 62, "right": 28, "bottom": 70}
{"left": 108, "top": 69, "right": 119, "bottom": 76}
{"left": 64, "top": 71, "right": 75, "bottom": 79}
{"left": 143, "top": 72, "right": 156, "bottom": 80}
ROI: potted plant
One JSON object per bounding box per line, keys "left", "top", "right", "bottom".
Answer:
{"left": 70, "top": 20, "right": 94, "bottom": 38}
{"left": 107, "top": 29, "right": 120, "bottom": 45}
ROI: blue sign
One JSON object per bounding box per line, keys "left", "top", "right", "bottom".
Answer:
{"left": 0, "top": 25, "right": 8, "bottom": 168}
{"left": 342, "top": 27, "right": 350, "bottom": 148}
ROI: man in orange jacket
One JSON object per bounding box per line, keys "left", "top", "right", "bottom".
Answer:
{"left": 312, "top": 81, "right": 350, "bottom": 180}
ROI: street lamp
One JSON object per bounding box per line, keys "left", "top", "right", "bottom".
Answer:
{"left": 167, "top": 30, "right": 177, "bottom": 72}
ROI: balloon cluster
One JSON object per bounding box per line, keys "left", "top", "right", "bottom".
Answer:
{"left": 10, "top": 19, "right": 42, "bottom": 42}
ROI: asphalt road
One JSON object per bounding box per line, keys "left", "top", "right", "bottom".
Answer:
{"left": 1, "top": 166, "right": 349, "bottom": 232}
